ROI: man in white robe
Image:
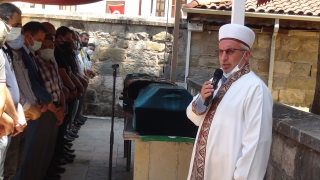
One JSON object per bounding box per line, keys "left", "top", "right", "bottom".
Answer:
{"left": 186, "top": 24, "right": 273, "bottom": 180}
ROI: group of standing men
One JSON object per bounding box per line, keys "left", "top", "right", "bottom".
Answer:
{"left": 0, "top": 2, "right": 96, "bottom": 180}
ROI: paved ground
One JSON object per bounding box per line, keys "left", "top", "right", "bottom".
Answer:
{"left": 61, "top": 116, "right": 134, "bottom": 180}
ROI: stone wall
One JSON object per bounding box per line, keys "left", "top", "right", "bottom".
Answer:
{"left": 187, "top": 78, "right": 320, "bottom": 180}
{"left": 21, "top": 11, "right": 319, "bottom": 115}
{"left": 21, "top": 12, "right": 175, "bottom": 116}
{"left": 175, "top": 28, "right": 318, "bottom": 108}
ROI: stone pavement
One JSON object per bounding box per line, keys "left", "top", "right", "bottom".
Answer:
{"left": 61, "top": 116, "right": 134, "bottom": 180}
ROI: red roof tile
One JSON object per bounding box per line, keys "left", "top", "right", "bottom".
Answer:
{"left": 193, "top": 0, "right": 320, "bottom": 16}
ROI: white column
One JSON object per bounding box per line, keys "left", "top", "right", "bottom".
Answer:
{"left": 166, "top": 0, "right": 172, "bottom": 18}
{"left": 151, "top": 0, "right": 157, "bottom": 17}
{"left": 231, "top": 0, "right": 246, "bottom": 25}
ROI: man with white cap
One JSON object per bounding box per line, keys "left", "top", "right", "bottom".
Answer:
{"left": 186, "top": 24, "right": 273, "bottom": 180}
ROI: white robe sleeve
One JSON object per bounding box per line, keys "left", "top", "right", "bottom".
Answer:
{"left": 186, "top": 94, "right": 208, "bottom": 126}
{"left": 233, "top": 83, "right": 273, "bottom": 180}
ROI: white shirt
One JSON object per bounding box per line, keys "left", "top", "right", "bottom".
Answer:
{"left": 186, "top": 71, "right": 273, "bottom": 180}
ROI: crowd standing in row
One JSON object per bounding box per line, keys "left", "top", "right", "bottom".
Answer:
{"left": 0, "top": 2, "right": 97, "bottom": 180}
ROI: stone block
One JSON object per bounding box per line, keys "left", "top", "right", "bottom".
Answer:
{"left": 127, "top": 50, "right": 158, "bottom": 66}
{"left": 205, "top": 45, "right": 219, "bottom": 54}
{"left": 250, "top": 58, "right": 259, "bottom": 72}
{"left": 272, "top": 90, "right": 279, "bottom": 101}
{"left": 275, "top": 50, "right": 290, "bottom": 61}
{"left": 251, "top": 48, "right": 270, "bottom": 60}
{"left": 157, "top": 52, "right": 172, "bottom": 65}
{"left": 93, "top": 62, "right": 120, "bottom": 75}
{"left": 152, "top": 31, "right": 173, "bottom": 42}
{"left": 137, "top": 66, "right": 160, "bottom": 77}
{"left": 149, "top": 141, "right": 179, "bottom": 180}
{"left": 281, "top": 37, "right": 300, "bottom": 51}
{"left": 145, "top": 41, "right": 165, "bottom": 52}
{"left": 279, "top": 89, "right": 305, "bottom": 104}
{"left": 178, "top": 44, "right": 186, "bottom": 54}
{"left": 101, "top": 76, "right": 123, "bottom": 91}
{"left": 128, "top": 40, "right": 146, "bottom": 50}
{"left": 177, "top": 55, "right": 198, "bottom": 67}
{"left": 281, "top": 143, "right": 297, "bottom": 177}
{"left": 98, "top": 104, "right": 112, "bottom": 116}
{"left": 136, "top": 32, "right": 150, "bottom": 41}
{"left": 274, "top": 61, "right": 291, "bottom": 75}
{"left": 134, "top": 140, "right": 150, "bottom": 180}
{"left": 258, "top": 34, "right": 271, "bottom": 48}
{"left": 84, "top": 88, "right": 97, "bottom": 103}
{"left": 288, "top": 52, "right": 318, "bottom": 63}
{"left": 311, "top": 64, "right": 317, "bottom": 77}
{"left": 122, "top": 63, "right": 137, "bottom": 75}
{"left": 99, "top": 48, "right": 126, "bottom": 62}
{"left": 286, "top": 77, "right": 316, "bottom": 90}
{"left": 110, "top": 24, "right": 126, "bottom": 37}
{"left": 191, "top": 31, "right": 211, "bottom": 46}
{"left": 83, "top": 103, "right": 99, "bottom": 115}
{"left": 98, "top": 37, "right": 117, "bottom": 48}
{"left": 301, "top": 39, "right": 319, "bottom": 52}
{"left": 305, "top": 92, "right": 314, "bottom": 106}
{"left": 271, "top": 134, "right": 283, "bottom": 165}
{"left": 291, "top": 63, "right": 311, "bottom": 77}
{"left": 198, "top": 56, "right": 219, "bottom": 69}
{"left": 97, "top": 90, "right": 113, "bottom": 103}
{"left": 258, "top": 60, "right": 269, "bottom": 73}
{"left": 190, "top": 45, "right": 204, "bottom": 55}
{"left": 117, "top": 39, "right": 129, "bottom": 49}
{"left": 273, "top": 75, "right": 287, "bottom": 90}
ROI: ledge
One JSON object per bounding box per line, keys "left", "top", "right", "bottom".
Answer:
{"left": 187, "top": 77, "right": 320, "bottom": 153}
{"left": 21, "top": 8, "right": 175, "bottom": 27}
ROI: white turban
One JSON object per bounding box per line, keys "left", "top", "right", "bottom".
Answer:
{"left": 219, "top": 24, "right": 255, "bottom": 49}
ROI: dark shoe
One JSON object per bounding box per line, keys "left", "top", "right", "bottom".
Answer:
{"left": 76, "top": 118, "right": 86, "bottom": 124}
{"left": 71, "top": 129, "right": 78, "bottom": 134}
{"left": 64, "top": 138, "right": 73, "bottom": 143}
{"left": 55, "top": 158, "right": 67, "bottom": 166}
{"left": 46, "top": 170, "right": 61, "bottom": 179}
{"left": 72, "top": 123, "right": 81, "bottom": 130}
{"left": 65, "top": 134, "right": 75, "bottom": 141}
{"left": 64, "top": 146, "right": 75, "bottom": 153}
{"left": 61, "top": 155, "right": 74, "bottom": 163}
{"left": 66, "top": 130, "right": 79, "bottom": 138}
{"left": 79, "top": 115, "right": 88, "bottom": 121}
{"left": 50, "top": 164, "right": 66, "bottom": 174}
{"left": 63, "top": 141, "right": 73, "bottom": 148}
{"left": 63, "top": 150, "right": 76, "bottom": 158}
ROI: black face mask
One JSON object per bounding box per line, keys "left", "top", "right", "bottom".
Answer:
{"left": 82, "top": 42, "right": 88, "bottom": 47}
{"left": 60, "top": 41, "right": 71, "bottom": 50}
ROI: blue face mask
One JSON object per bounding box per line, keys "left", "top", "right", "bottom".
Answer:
{"left": 8, "top": 34, "right": 24, "bottom": 50}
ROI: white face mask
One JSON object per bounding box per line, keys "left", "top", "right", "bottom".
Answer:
{"left": 6, "top": 27, "right": 21, "bottom": 41}
{"left": 223, "top": 52, "right": 246, "bottom": 78}
{"left": 8, "top": 34, "right": 24, "bottom": 50}
{"left": 0, "top": 21, "right": 9, "bottom": 45}
{"left": 39, "top": 48, "right": 54, "bottom": 60}
{"left": 87, "top": 49, "right": 93, "bottom": 55}
{"left": 27, "top": 35, "right": 42, "bottom": 51}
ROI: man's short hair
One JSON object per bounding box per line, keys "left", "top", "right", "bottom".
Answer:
{"left": 80, "top": 32, "right": 89, "bottom": 38}
{"left": 56, "top": 26, "right": 72, "bottom": 38}
{"left": 23, "top": 21, "right": 47, "bottom": 36}
{"left": 0, "top": 3, "right": 22, "bottom": 23}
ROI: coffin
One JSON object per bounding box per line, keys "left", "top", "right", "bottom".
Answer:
{"left": 133, "top": 83, "right": 198, "bottom": 138}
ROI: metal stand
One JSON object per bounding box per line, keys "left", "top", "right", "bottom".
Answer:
{"left": 108, "top": 64, "right": 119, "bottom": 180}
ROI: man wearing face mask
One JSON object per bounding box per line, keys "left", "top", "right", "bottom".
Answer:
{"left": 0, "top": 3, "right": 28, "bottom": 180}
{"left": 80, "top": 32, "right": 96, "bottom": 79}
{"left": 11, "top": 21, "right": 52, "bottom": 180}
{"left": 186, "top": 24, "right": 273, "bottom": 180}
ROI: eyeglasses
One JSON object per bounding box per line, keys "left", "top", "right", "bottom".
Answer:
{"left": 215, "top": 48, "right": 247, "bottom": 56}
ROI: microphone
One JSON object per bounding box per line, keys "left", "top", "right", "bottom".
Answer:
{"left": 204, "top": 69, "right": 223, "bottom": 106}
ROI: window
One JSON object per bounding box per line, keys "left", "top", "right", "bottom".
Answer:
{"left": 59, "top": 5, "right": 77, "bottom": 11}
{"left": 171, "top": 0, "right": 186, "bottom": 17}
{"left": 42, "top": 4, "right": 45, "bottom": 9}
{"left": 30, "top": 3, "right": 35, "bottom": 8}
{"left": 156, "top": 0, "right": 165, "bottom": 17}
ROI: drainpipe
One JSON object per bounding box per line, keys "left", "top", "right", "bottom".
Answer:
{"left": 184, "top": 30, "right": 191, "bottom": 89}
{"left": 268, "top": 18, "right": 279, "bottom": 91}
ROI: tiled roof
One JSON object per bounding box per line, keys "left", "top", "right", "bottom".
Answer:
{"left": 193, "top": 0, "right": 320, "bottom": 16}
